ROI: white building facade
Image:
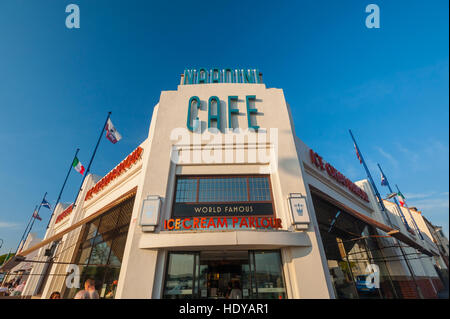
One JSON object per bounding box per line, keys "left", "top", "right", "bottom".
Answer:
{"left": 14, "top": 69, "right": 445, "bottom": 299}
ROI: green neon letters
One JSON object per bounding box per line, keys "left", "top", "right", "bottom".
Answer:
{"left": 187, "top": 95, "right": 260, "bottom": 131}
{"left": 208, "top": 96, "right": 221, "bottom": 130}
{"left": 246, "top": 95, "right": 259, "bottom": 131}
{"left": 228, "top": 96, "right": 239, "bottom": 129}
{"left": 186, "top": 96, "right": 201, "bottom": 132}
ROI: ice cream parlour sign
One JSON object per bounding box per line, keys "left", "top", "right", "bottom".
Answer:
{"left": 163, "top": 216, "right": 282, "bottom": 231}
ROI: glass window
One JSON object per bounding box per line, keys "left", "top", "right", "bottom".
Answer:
{"left": 312, "top": 192, "right": 400, "bottom": 299}
{"left": 89, "top": 241, "right": 112, "bottom": 265}
{"left": 62, "top": 196, "right": 135, "bottom": 299}
{"left": 97, "top": 207, "right": 121, "bottom": 235}
{"left": 174, "top": 176, "right": 272, "bottom": 204}
{"left": 175, "top": 178, "right": 197, "bottom": 203}
{"left": 163, "top": 250, "right": 287, "bottom": 299}
{"left": 107, "top": 234, "right": 127, "bottom": 267}
{"left": 249, "top": 177, "right": 271, "bottom": 201}
{"left": 252, "top": 251, "right": 286, "bottom": 299}
{"left": 198, "top": 177, "right": 247, "bottom": 202}
{"left": 163, "top": 252, "right": 196, "bottom": 299}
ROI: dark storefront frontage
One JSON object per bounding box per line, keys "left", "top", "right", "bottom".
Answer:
{"left": 63, "top": 196, "right": 135, "bottom": 299}
{"left": 311, "top": 189, "right": 401, "bottom": 299}
{"left": 163, "top": 250, "right": 287, "bottom": 299}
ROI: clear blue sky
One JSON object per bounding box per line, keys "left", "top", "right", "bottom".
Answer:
{"left": 0, "top": 0, "right": 448, "bottom": 255}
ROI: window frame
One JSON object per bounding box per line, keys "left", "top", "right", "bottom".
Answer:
{"left": 171, "top": 174, "right": 276, "bottom": 218}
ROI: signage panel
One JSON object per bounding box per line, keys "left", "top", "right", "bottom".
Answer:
{"left": 173, "top": 202, "right": 273, "bottom": 218}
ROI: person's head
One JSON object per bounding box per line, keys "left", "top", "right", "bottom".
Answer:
{"left": 84, "top": 279, "right": 96, "bottom": 291}
{"left": 233, "top": 281, "right": 240, "bottom": 289}
{"left": 50, "top": 291, "right": 61, "bottom": 299}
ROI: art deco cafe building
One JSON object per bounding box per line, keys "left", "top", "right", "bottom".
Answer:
{"left": 13, "top": 69, "right": 444, "bottom": 299}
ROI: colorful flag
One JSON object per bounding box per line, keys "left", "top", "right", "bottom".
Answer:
{"left": 105, "top": 118, "right": 122, "bottom": 144}
{"left": 381, "top": 172, "right": 387, "bottom": 186}
{"left": 72, "top": 157, "right": 85, "bottom": 175}
{"left": 398, "top": 192, "right": 406, "bottom": 207}
{"left": 354, "top": 143, "right": 362, "bottom": 164}
{"left": 41, "top": 199, "right": 51, "bottom": 210}
{"left": 32, "top": 210, "right": 42, "bottom": 221}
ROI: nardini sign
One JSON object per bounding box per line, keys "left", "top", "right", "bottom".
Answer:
{"left": 183, "top": 69, "right": 262, "bottom": 85}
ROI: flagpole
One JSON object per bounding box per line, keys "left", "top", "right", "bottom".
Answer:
{"left": 19, "top": 192, "right": 48, "bottom": 254}
{"left": 349, "top": 129, "right": 424, "bottom": 298}
{"left": 73, "top": 112, "right": 111, "bottom": 209}
{"left": 46, "top": 148, "right": 80, "bottom": 229}
{"left": 348, "top": 130, "right": 394, "bottom": 226}
{"left": 376, "top": 164, "right": 411, "bottom": 231}
{"left": 395, "top": 184, "right": 424, "bottom": 240}
{"left": 14, "top": 205, "right": 37, "bottom": 255}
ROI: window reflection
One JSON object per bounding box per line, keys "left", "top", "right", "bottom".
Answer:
{"left": 312, "top": 192, "right": 399, "bottom": 299}
{"left": 163, "top": 250, "right": 286, "bottom": 299}
{"left": 174, "top": 176, "right": 272, "bottom": 204}
{"left": 163, "top": 253, "right": 196, "bottom": 299}
{"left": 63, "top": 196, "right": 134, "bottom": 299}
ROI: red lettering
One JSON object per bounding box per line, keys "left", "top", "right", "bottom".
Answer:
{"left": 310, "top": 149, "right": 318, "bottom": 167}
{"left": 232, "top": 217, "right": 239, "bottom": 227}
{"left": 216, "top": 218, "right": 228, "bottom": 228}
{"left": 317, "top": 155, "right": 325, "bottom": 170}
{"left": 193, "top": 218, "right": 200, "bottom": 228}
{"left": 276, "top": 218, "right": 282, "bottom": 228}
{"left": 207, "top": 218, "right": 216, "bottom": 228}
{"left": 182, "top": 218, "right": 191, "bottom": 229}
{"left": 200, "top": 218, "right": 207, "bottom": 228}
{"left": 239, "top": 218, "right": 248, "bottom": 228}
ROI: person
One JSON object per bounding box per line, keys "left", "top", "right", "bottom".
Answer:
{"left": 49, "top": 291, "right": 61, "bottom": 299}
{"left": 229, "top": 281, "right": 242, "bottom": 299}
{"left": 225, "top": 282, "right": 232, "bottom": 299}
{"left": 0, "top": 283, "right": 9, "bottom": 296}
{"left": 12, "top": 281, "right": 26, "bottom": 296}
{"left": 74, "top": 279, "right": 99, "bottom": 299}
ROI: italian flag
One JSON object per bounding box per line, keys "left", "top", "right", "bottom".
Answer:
{"left": 398, "top": 192, "right": 406, "bottom": 207}
{"left": 72, "top": 157, "right": 85, "bottom": 175}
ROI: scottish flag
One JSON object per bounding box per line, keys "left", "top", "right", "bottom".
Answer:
{"left": 41, "top": 198, "right": 51, "bottom": 209}
{"left": 381, "top": 172, "right": 387, "bottom": 186}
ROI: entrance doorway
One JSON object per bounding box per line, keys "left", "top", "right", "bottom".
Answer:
{"left": 199, "top": 251, "right": 248, "bottom": 299}
{"left": 163, "top": 250, "right": 286, "bottom": 299}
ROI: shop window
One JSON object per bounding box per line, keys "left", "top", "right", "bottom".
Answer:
{"left": 311, "top": 192, "right": 400, "bottom": 299}
{"left": 174, "top": 175, "right": 272, "bottom": 204}
{"left": 251, "top": 251, "right": 287, "bottom": 299}
{"left": 62, "top": 196, "right": 135, "bottom": 299}
{"left": 163, "top": 250, "right": 286, "bottom": 299}
{"left": 249, "top": 177, "right": 271, "bottom": 201}
{"left": 163, "top": 253, "right": 196, "bottom": 299}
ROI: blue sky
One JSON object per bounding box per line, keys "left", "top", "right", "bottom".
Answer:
{"left": 0, "top": 0, "right": 448, "bottom": 255}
